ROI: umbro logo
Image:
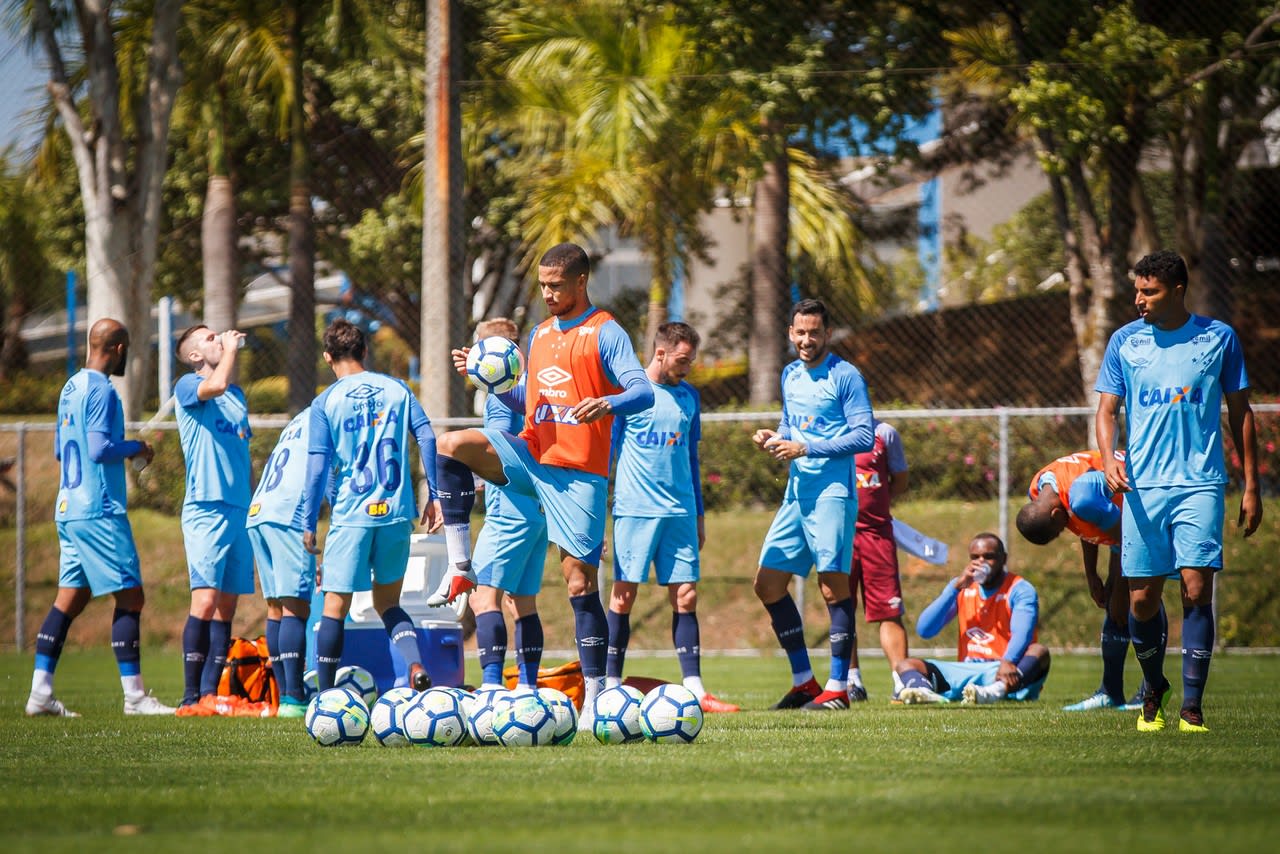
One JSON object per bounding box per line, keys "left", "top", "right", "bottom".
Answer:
{"left": 537, "top": 366, "right": 572, "bottom": 387}
{"left": 344, "top": 383, "right": 381, "bottom": 401}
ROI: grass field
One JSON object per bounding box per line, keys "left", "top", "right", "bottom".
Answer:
{"left": 2, "top": 651, "right": 1278, "bottom": 853}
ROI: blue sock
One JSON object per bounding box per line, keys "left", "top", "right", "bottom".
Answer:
{"left": 181, "top": 616, "right": 210, "bottom": 704}
{"left": 515, "top": 614, "right": 544, "bottom": 687}
{"left": 265, "top": 617, "right": 281, "bottom": 692}
{"left": 475, "top": 610, "right": 507, "bottom": 686}
{"left": 200, "top": 619, "right": 232, "bottom": 697}
{"left": 1181, "top": 604, "right": 1215, "bottom": 709}
{"left": 899, "top": 668, "right": 930, "bottom": 690}
{"left": 606, "top": 610, "right": 630, "bottom": 680}
{"left": 1016, "top": 653, "right": 1044, "bottom": 682}
{"left": 34, "top": 606, "right": 73, "bottom": 675}
{"left": 672, "top": 611, "right": 701, "bottom": 680}
{"left": 764, "top": 595, "right": 812, "bottom": 679}
{"left": 111, "top": 609, "right": 141, "bottom": 677}
{"left": 570, "top": 593, "right": 608, "bottom": 679}
{"left": 827, "top": 598, "right": 854, "bottom": 684}
{"left": 316, "top": 616, "right": 345, "bottom": 691}
{"left": 1129, "top": 609, "right": 1168, "bottom": 695}
{"left": 1100, "top": 614, "right": 1130, "bottom": 703}
{"left": 435, "top": 455, "right": 476, "bottom": 525}
{"left": 278, "top": 616, "right": 307, "bottom": 702}
{"left": 381, "top": 606, "right": 422, "bottom": 670}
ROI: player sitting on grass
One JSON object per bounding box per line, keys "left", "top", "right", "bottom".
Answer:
{"left": 605, "top": 321, "right": 738, "bottom": 713}
{"left": 468, "top": 318, "right": 550, "bottom": 692}
{"left": 1017, "top": 449, "right": 1145, "bottom": 712}
{"left": 895, "top": 533, "right": 1050, "bottom": 705}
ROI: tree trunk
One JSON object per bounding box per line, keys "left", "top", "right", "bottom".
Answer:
{"left": 286, "top": 1, "right": 316, "bottom": 414}
{"left": 202, "top": 175, "right": 238, "bottom": 333}
{"left": 748, "top": 148, "right": 790, "bottom": 405}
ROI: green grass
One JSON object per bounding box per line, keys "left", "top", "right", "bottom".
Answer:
{"left": 2, "top": 651, "right": 1278, "bottom": 852}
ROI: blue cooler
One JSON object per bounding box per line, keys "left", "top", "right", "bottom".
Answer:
{"left": 307, "top": 534, "right": 466, "bottom": 691}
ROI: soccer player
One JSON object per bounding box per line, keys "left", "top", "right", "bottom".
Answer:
{"left": 752, "top": 298, "right": 874, "bottom": 712}
{"left": 426, "top": 242, "right": 654, "bottom": 728}
{"left": 605, "top": 321, "right": 739, "bottom": 713}
{"left": 302, "top": 319, "right": 443, "bottom": 693}
{"left": 246, "top": 407, "right": 318, "bottom": 717}
{"left": 173, "top": 325, "right": 254, "bottom": 716}
{"left": 469, "top": 317, "right": 550, "bottom": 692}
{"left": 848, "top": 419, "right": 910, "bottom": 701}
{"left": 1017, "top": 449, "right": 1145, "bottom": 711}
{"left": 895, "top": 533, "right": 1051, "bottom": 705}
{"left": 1096, "top": 249, "right": 1261, "bottom": 733}
{"left": 26, "top": 318, "right": 173, "bottom": 717}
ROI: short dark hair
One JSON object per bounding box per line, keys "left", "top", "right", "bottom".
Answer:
{"left": 1015, "top": 501, "right": 1059, "bottom": 546}
{"left": 970, "top": 532, "right": 1006, "bottom": 556}
{"left": 176, "top": 324, "right": 209, "bottom": 364}
{"left": 539, "top": 243, "right": 590, "bottom": 279}
{"left": 654, "top": 321, "right": 700, "bottom": 352}
{"left": 791, "top": 298, "right": 829, "bottom": 328}
{"left": 324, "top": 318, "right": 367, "bottom": 362}
{"left": 1133, "top": 250, "right": 1188, "bottom": 289}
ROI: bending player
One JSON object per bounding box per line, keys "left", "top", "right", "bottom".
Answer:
{"left": 1017, "top": 449, "right": 1144, "bottom": 711}
{"left": 753, "top": 299, "right": 874, "bottom": 712}
{"left": 427, "top": 243, "right": 654, "bottom": 728}
{"left": 27, "top": 318, "right": 172, "bottom": 717}
{"left": 302, "top": 320, "right": 442, "bottom": 693}
{"left": 605, "top": 322, "right": 739, "bottom": 713}
{"left": 469, "top": 318, "right": 550, "bottom": 692}
{"left": 896, "top": 533, "right": 1051, "bottom": 705}
{"left": 247, "top": 406, "right": 321, "bottom": 717}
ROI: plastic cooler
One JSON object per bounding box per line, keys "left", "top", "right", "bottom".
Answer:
{"left": 306, "top": 534, "right": 465, "bottom": 691}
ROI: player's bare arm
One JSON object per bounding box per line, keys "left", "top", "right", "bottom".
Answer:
{"left": 1080, "top": 540, "right": 1106, "bottom": 608}
{"left": 1225, "top": 388, "right": 1262, "bottom": 537}
{"left": 1095, "top": 393, "right": 1130, "bottom": 493}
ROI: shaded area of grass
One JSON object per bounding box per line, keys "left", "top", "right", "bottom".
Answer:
{"left": 1, "top": 652, "right": 1277, "bottom": 853}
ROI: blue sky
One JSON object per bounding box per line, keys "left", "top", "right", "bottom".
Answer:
{"left": 1, "top": 31, "right": 48, "bottom": 154}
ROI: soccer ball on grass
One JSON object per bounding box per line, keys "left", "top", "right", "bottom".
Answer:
{"left": 640, "top": 684, "right": 704, "bottom": 743}
{"left": 370, "top": 686, "right": 419, "bottom": 747}
{"left": 334, "top": 664, "right": 378, "bottom": 706}
{"left": 592, "top": 685, "right": 645, "bottom": 744}
{"left": 401, "top": 688, "right": 468, "bottom": 747}
{"left": 492, "top": 690, "right": 557, "bottom": 747}
{"left": 305, "top": 687, "right": 369, "bottom": 747}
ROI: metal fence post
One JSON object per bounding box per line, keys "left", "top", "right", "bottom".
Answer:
{"left": 998, "top": 407, "right": 1009, "bottom": 547}
{"left": 15, "top": 423, "right": 26, "bottom": 652}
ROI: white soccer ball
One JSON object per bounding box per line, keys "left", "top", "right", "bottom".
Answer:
{"left": 437, "top": 687, "right": 478, "bottom": 744}
{"left": 401, "top": 688, "right": 468, "bottom": 747}
{"left": 370, "top": 686, "right": 419, "bottom": 747}
{"left": 465, "top": 688, "right": 508, "bottom": 746}
{"left": 536, "top": 687, "right": 578, "bottom": 746}
{"left": 334, "top": 665, "right": 378, "bottom": 706}
{"left": 305, "top": 687, "right": 369, "bottom": 747}
{"left": 491, "top": 690, "right": 557, "bottom": 747}
{"left": 640, "top": 684, "right": 704, "bottom": 743}
{"left": 592, "top": 685, "right": 645, "bottom": 745}
{"left": 302, "top": 669, "right": 319, "bottom": 700}
{"left": 465, "top": 335, "right": 525, "bottom": 394}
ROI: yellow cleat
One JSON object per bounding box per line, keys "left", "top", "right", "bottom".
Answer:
{"left": 1136, "top": 681, "right": 1171, "bottom": 733}
{"left": 1178, "top": 708, "right": 1210, "bottom": 733}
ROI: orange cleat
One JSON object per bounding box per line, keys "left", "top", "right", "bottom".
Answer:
{"left": 698, "top": 693, "right": 740, "bottom": 714}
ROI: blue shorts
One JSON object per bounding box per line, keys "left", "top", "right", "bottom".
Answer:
{"left": 613, "top": 515, "right": 699, "bottom": 585}
{"left": 758, "top": 496, "right": 856, "bottom": 577}
{"left": 182, "top": 501, "right": 255, "bottom": 594}
{"left": 247, "top": 522, "right": 316, "bottom": 601}
{"left": 57, "top": 516, "right": 142, "bottom": 596}
{"left": 482, "top": 428, "right": 607, "bottom": 564}
{"left": 924, "top": 659, "right": 1047, "bottom": 702}
{"left": 1121, "top": 484, "right": 1225, "bottom": 579}
{"left": 321, "top": 520, "right": 412, "bottom": 593}
{"left": 474, "top": 487, "right": 549, "bottom": 597}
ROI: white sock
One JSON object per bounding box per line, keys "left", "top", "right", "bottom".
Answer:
{"left": 792, "top": 669, "right": 814, "bottom": 688}
{"left": 30, "top": 669, "right": 53, "bottom": 698}
{"left": 824, "top": 678, "right": 846, "bottom": 694}
{"left": 121, "top": 674, "right": 145, "bottom": 702}
{"left": 682, "top": 675, "right": 706, "bottom": 698}
{"left": 891, "top": 670, "right": 904, "bottom": 695}
{"left": 479, "top": 681, "right": 503, "bottom": 691}
{"left": 444, "top": 524, "right": 472, "bottom": 568}
{"left": 849, "top": 668, "right": 865, "bottom": 689}
{"left": 605, "top": 676, "right": 622, "bottom": 689}
{"left": 583, "top": 675, "right": 605, "bottom": 710}
{"left": 987, "top": 681, "right": 1008, "bottom": 698}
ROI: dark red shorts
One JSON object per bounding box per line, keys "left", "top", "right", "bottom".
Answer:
{"left": 851, "top": 525, "right": 905, "bottom": 622}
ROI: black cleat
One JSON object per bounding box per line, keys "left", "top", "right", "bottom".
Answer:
{"left": 771, "top": 678, "right": 821, "bottom": 710}
{"left": 410, "top": 664, "right": 431, "bottom": 692}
